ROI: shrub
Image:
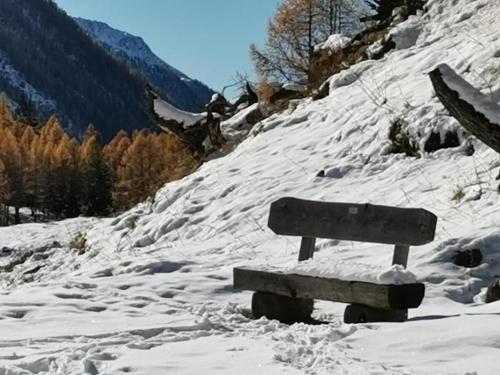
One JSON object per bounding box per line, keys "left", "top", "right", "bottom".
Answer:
{"left": 388, "top": 118, "right": 419, "bottom": 157}
{"left": 452, "top": 186, "right": 465, "bottom": 203}
{"left": 69, "top": 232, "right": 88, "bottom": 255}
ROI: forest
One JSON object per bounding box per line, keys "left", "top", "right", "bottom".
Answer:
{"left": 0, "top": 94, "right": 195, "bottom": 226}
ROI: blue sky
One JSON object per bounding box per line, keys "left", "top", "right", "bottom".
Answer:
{"left": 54, "top": 0, "right": 281, "bottom": 92}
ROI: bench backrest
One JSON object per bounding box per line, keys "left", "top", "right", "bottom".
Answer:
{"left": 268, "top": 197, "right": 437, "bottom": 266}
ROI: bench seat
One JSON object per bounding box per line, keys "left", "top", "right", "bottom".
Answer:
{"left": 234, "top": 267, "right": 425, "bottom": 310}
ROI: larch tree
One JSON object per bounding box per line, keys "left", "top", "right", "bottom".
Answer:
{"left": 0, "top": 128, "right": 23, "bottom": 223}
{"left": 0, "top": 94, "right": 15, "bottom": 129}
{"left": 53, "top": 134, "right": 81, "bottom": 218}
{"left": 251, "top": 0, "right": 370, "bottom": 83}
{"left": 19, "top": 126, "right": 37, "bottom": 216}
{"left": 119, "top": 129, "right": 155, "bottom": 205}
{"left": 104, "top": 130, "right": 132, "bottom": 210}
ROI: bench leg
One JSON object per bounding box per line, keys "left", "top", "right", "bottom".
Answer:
{"left": 251, "top": 292, "right": 314, "bottom": 324}
{"left": 344, "top": 304, "right": 408, "bottom": 324}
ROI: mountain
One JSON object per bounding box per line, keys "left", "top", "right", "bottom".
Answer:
{"left": 0, "top": 0, "right": 156, "bottom": 141}
{"left": 75, "top": 18, "right": 215, "bottom": 113}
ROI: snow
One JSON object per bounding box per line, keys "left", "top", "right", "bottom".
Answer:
{"left": 153, "top": 97, "right": 206, "bottom": 127}
{"left": 1, "top": 0, "right": 500, "bottom": 373}
{"left": 275, "top": 261, "right": 418, "bottom": 285}
{"left": 315, "top": 34, "right": 351, "bottom": 52}
{"left": 220, "top": 103, "right": 260, "bottom": 141}
{"left": 437, "top": 63, "right": 500, "bottom": 126}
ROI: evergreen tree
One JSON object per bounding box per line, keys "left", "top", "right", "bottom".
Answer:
{"left": 0, "top": 94, "right": 15, "bottom": 128}
{"left": 19, "top": 126, "right": 37, "bottom": 215}
{"left": 16, "top": 94, "right": 39, "bottom": 126}
{"left": 80, "top": 125, "right": 113, "bottom": 216}
{"left": 53, "top": 134, "right": 80, "bottom": 218}
{"left": 0, "top": 128, "right": 23, "bottom": 223}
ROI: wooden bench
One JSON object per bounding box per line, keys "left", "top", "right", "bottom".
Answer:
{"left": 233, "top": 197, "right": 437, "bottom": 324}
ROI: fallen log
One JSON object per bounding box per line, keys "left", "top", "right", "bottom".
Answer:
{"left": 429, "top": 64, "right": 500, "bottom": 154}
{"left": 146, "top": 86, "right": 225, "bottom": 159}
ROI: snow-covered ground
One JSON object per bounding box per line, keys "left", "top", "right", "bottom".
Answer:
{"left": 1, "top": 0, "right": 500, "bottom": 373}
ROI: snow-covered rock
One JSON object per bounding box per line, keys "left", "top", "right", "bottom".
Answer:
{"left": 315, "top": 34, "right": 352, "bottom": 52}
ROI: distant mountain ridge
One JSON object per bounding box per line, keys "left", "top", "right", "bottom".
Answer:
{"left": 0, "top": 0, "right": 155, "bottom": 141}
{"left": 0, "top": 0, "right": 214, "bottom": 141}
{"left": 75, "top": 18, "right": 215, "bottom": 113}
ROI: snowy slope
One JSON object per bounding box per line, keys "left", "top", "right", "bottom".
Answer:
{"left": 1, "top": 0, "right": 500, "bottom": 373}
{"left": 75, "top": 18, "right": 215, "bottom": 112}
{"left": 0, "top": 52, "right": 56, "bottom": 113}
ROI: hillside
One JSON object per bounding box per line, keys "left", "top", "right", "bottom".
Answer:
{"left": 0, "top": 0, "right": 499, "bottom": 373}
{"left": 0, "top": 0, "right": 152, "bottom": 141}
{"left": 75, "top": 18, "right": 214, "bottom": 113}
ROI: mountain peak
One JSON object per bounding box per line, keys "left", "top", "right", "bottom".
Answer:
{"left": 75, "top": 18, "right": 215, "bottom": 112}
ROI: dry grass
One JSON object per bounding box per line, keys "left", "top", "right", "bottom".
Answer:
{"left": 452, "top": 186, "right": 466, "bottom": 203}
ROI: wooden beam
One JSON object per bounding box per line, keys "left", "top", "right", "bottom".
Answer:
{"left": 392, "top": 244, "right": 410, "bottom": 268}
{"left": 234, "top": 267, "right": 425, "bottom": 310}
{"left": 146, "top": 85, "right": 226, "bottom": 159}
{"left": 252, "top": 292, "right": 313, "bottom": 324}
{"left": 298, "top": 237, "right": 316, "bottom": 261}
{"left": 268, "top": 197, "right": 437, "bottom": 246}
{"left": 429, "top": 65, "right": 500, "bottom": 154}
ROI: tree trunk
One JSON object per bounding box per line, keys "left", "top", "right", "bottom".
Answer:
{"left": 14, "top": 207, "right": 20, "bottom": 224}
{"left": 429, "top": 65, "right": 500, "bottom": 154}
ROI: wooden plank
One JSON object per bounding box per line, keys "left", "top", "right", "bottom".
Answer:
{"left": 252, "top": 292, "right": 313, "bottom": 324}
{"left": 234, "top": 267, "right": 425, "bottom": 310}
{"left": 268, "top": 197, "right": 437, "bottom": 246}
{"left": 392, "top": 244, "right": 410, "bottom": 268}
{"left": 298, "top": 237, "right": 316, "bottom": 261}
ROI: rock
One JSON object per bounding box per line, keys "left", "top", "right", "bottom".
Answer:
{"left": 316, "top": 170, "right": 325, "bottom": 177}
{"left": 424, "top": 130, "right": 460, "bottom": 153}
{"left": 245, "top": 106, "right": 264, "bottom": 126}
{"left": 0, "top": 247, "right": 14, "bottom": 256}
{"left": 453, "top": 248, "right": 482, "bottom": 268}
{"left": 206, "top": 93, "right": 232, "bottom": 116}
{"left": 463, "top": 141, "right": 475, "bottom": 156}
{"left": 312, "top": 82, "right": 330, "bottom": 101}
{"left": 496, "top": 169, "right": 500, "bottom": 181}
{"left": 270, "top": 87, "right": 304, "bottom": 104}
{"left": 486, "top": 279, "right": 500, "bottom": 303}
{"left": 51, "top": 241, "right": 62, "bottom": 248}
{"left": 83, "top": 359, "right": 98, "bottom": 375}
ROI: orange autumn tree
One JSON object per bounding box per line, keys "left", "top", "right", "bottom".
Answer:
{"left": 250, "top": 0, "right": 367, "bottom": 84}
{"left": 105, "top": 129, "right": 196, "bottom": 209}
{"left": 0, "top": 93, "right": 198, "bottom": 225}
